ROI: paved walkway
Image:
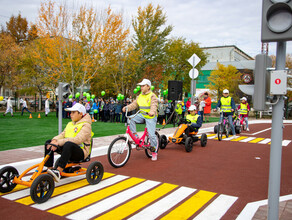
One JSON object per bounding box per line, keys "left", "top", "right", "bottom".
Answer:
{"left": 1, "top": 120, "right": 291, "bottom": 219}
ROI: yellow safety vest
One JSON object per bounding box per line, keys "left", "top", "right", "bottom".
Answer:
{"left": 186, "top": 114, "right": 199, "bottom": 123}
{"left": 175, "top": 103, "right": 183, "bottom": 115}
{"left": 220, "top": 97, "right": 232, "bottom": 112}
{"left": 137, "top": 92, "right": 156, "bottom": 119}
{"left": 64, "top": 122, "right": 93, "bottom": 151}
{"left": 239, "top": 103, "right": 248, "bottom": 115}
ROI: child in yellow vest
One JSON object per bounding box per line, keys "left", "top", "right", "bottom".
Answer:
{"left": 185, "top": 105, "right": 202, "bottom": 134}
{"left": 45, "top": 103, "right": 92, "bottom": 182}
{"left": 237, "top": 97, "right": 250, "bottom": 131}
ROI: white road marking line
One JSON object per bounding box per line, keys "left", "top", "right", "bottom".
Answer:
{"left": 282, "top": 140, "right": 291, "bottom": 146}
{"left": 251, "top": 127, "right": 271, "bottom": 135}
{"left": 236, "top": 194, "right": 292, "bottom": 220}
{"left": 129, "top": 186, "right": 196, "bottom": 220}
{"left": 258, "top": 138, "right": 271, "bottom": 144}
{"left": 32, "top": 175, "right": 128, "bottom": 210}
{"left": 194, "top": 194, "right": 238, "bottom": 220}
{"left": 239, "top": 137, "right": 256, "bottom": 142}
{"left": 67, "top": 180, "right": 161, "bottom": 220}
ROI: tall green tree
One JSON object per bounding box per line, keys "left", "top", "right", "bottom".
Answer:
{"left": 206, "top": 63, "right": 242, "bottom": 102}
{"left": 164, "top": 37, "right": 207, "bottom": 92}
{"left": 132, "top": 3, "right": 173, "bottom": 84}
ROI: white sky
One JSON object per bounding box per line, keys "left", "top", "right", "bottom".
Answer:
{"left": 0, "top": 0, "right": 291, "bottom": 58}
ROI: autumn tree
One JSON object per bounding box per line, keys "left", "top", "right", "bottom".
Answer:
{"left": 206, "top": 63, "right": 242, "bottom": 102}
{"left": 164, "top": 37, "right": 207, "bottom": 92}
{"left": 132, "top": 3, "right": 173, "bottom": 84}
{"left": 0, "top": 33, "right": 22, "bottom": 92}
{"left": 5, "top": 13, "right": 28, "bottom": 44}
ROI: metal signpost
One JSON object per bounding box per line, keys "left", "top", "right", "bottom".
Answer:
{"left": 188, "top": 53, "right": 201, "bottom": 104}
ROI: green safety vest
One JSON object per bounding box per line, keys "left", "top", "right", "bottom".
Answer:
{"left": 186, "top": 114, "right": 199, "bottom": 123}
{"left": 220, "top": 97, "right": 232, "bottom": 112}
{"left": 64, "top": 121, "right": 93, "bottom": 150}
{"left": 239, "top": 103, "right": 248, "bottom": 115}
{"left": 137, "top": 92, "right": 156, "bottom": 119}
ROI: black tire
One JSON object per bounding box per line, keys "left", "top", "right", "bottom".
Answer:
{"left": 0, "top": 166, "right": 18, "bottom": 193}
{"left": 200, "top": 133, "right": 207, "bottom": 147}
{"left": 108, "top": 136, "right": 131, "bottom": 168}
{"left": 235, "top": 126, "right": 241, "bottom": 134}
{"left": 30, "top": 174, "right": 55, "bottom": 204}
{"left": 225, "top": 123, "right": 230, "bottom": 138}
{"left": 217, "top": 124, "right": 223, "bottom": 141}
{"left": 86, "top": 161, "right": 104, "bottom": 185}
{"left": 145, "top": 131, "right": 160, "bottom": 158}
{"left": 160, "top": 134, "right": 168, "bottom": 149}
{"left": 214, "top": 125, "right": 218, "bottom": 134}
{"left": 185, "top": 137, "right": 193, "bottom": 152}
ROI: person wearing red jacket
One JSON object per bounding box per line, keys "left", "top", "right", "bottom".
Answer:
{"left": 203, "top": 92, "right": 212, "bottom": 122}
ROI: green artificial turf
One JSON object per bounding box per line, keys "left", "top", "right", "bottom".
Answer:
{"left": 0, "top": 112, "right": 177, "bottom": 151}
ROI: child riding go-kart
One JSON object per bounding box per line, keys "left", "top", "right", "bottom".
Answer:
{"left": 160, "top": 105, "right": 207, "bottom": 152}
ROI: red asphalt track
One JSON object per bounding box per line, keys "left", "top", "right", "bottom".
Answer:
{"left": 1, "top": 122, "right": 292, "bottom": 219}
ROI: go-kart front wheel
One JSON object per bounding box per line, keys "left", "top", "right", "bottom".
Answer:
{"left": 30, "top": 174, "right": 55, "bottom": 204}
{"left": 160, "top": 134, "right": 168, "bottom": 149}
{"left": 200, "top": 133, "right": 207, "bottom": 147}
{"left": 0, "top": 166, "right": 18, "bottom": 193}
{"left": 185, "top": 137, "right": 193, "bottom": 152}
{"left": 86, "top": 161, "right": 104, "bottom": 185}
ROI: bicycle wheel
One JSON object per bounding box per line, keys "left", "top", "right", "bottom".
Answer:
{"left": 217, "top": 123, "right": 223, "bottom": 141}
{"left": 225, "top": 123, "right": 230, "bottom": 138}
{"left": 145, "top": 131, "right": 160, "bottom": 158}
{"left": 108, "top": 137, "right": 131, "bottom": 168}
{"left": 242, "top": 121, "right": 247, "bottom": 131}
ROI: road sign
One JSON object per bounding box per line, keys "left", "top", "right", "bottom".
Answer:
{"left": 189, "top": 68, "right": 199, "bottom": 79}
{"left": 188, "top": 53, "right": 201, "bottom": 67}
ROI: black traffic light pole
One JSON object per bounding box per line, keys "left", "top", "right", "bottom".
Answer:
{"left": 267, "top": 42, "right": 286, "bottom": 220}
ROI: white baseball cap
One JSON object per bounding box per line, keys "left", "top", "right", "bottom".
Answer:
{"left": 137, "top": 79, "right": 151, "bottom": 87}
{"left": 65, "top": 103, "right": 86, "bottom": 115}
{"left": 223, "top": 89, "right": 229, "bottom": 94}
{"left": 241, "top": 97, "right": 247, "bottom": 101}
{"left": 189, "top": 105, "right": 197, "bottom": 111}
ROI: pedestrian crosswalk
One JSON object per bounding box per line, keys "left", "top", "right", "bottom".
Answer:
{"left": 206, "top": 134, "right": 291, "bottom": 146}
{"left": 1, "top": 172, "right": 238, "bottom": 219}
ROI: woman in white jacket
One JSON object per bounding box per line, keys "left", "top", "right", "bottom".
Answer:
{"left": 45, "top": 98, "right": 50, "bottom": 116}
{"left": 3, "top": 97, "right": 13, "bottom": 117}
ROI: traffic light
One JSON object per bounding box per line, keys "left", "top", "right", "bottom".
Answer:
{"left": 56, "top": 82, "right": 70, "bottom": 100}
{"left": 253, "top": 54, "right": 272, "bottom": 111}
{"left": 261, "top": 0, "right": 292, "bottom": 42}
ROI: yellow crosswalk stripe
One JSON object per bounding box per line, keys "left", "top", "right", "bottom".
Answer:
{"left": 230, "top": 136, "right": 248, "bottom": 141}
{"left": 95, "top": 183, "right": 178, "bottom": 220}
{"left": 207, "top": 134, "right": 216, "bottom": 137}
{"left": 161, "top": 190, "right": 217, "bottom": 220}
{"left": 249, "top": 138, "right": 265, "bottom": 143}
{"left": 48, "top": 177, "right": 145, "bottom": 216}
{"left": 16, "top": 172, "right": 114, "bottom": 205}
{"left": 0, "top": 184, "right": 27, "bottom": 196}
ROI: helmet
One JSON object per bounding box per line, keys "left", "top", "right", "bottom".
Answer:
{"left": 223, "top": 89, "right": 229, "bottom": 94}
{"left": 188, "top": 105, "right": 197, "bottom": 111}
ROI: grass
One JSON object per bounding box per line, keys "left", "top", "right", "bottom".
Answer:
{"left": 0, "top": 111, "right": 179, "bottom": 151}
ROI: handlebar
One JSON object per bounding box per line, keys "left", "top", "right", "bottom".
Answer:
{"left": 125, "top": 108, "right": 148, "bottom": 119}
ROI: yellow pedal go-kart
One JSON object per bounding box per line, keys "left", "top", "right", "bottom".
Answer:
{"left": 160, "top": 118, "right": 207, "bottom": 152}
{"left": 0, "top": 143, "right": 104, "bottom": 204}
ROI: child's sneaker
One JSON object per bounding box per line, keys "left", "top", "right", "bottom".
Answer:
{"left": 246, "top": 128, "right": 250, "bottom": 131}
{"left": 151, "top": 152, "right": 157, "bottom": 161}
{"left": 48, "top": 169, "right": 61, "bottom": 182}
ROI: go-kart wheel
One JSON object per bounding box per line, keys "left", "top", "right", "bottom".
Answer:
{"left": 235, "top": 126, "right": 241, "bottom": 134}
{"left": 200, "top": 133, "right": 207, "bottom": 147}
{"left": 0, "top": 166, "right": 18, "bottom": 193}
{"left": 86, "top": 161, "right": 104, "bottom": 185}
{"left": 214, "top": 125, "right": 218, "bottom": 134}
{"left": 185, "top": 137, "right": 193, "bottom": 152}
{"left": 160, "top": 135, "right": 168, "bottom": 149}
{"left": 30, "top": 174, "right": 55, "bottom": 204}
